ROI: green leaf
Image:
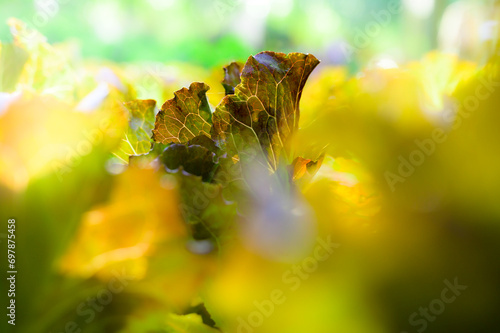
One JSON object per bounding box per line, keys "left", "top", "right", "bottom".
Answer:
{"left": 221, "top": 61, "right": 243, "bottom": 95}
{"left": 128, "top": 142, "right": 169, "bottom": 168}
{"left": 211, "top": 52, "right": 320, "bottom": 171}
{"left": 113, "top": 99, "right": 156, "bottom": 163}
{"left": 160, "top": 143, "right": 216, "bottom": 182}
{"left": 159, "top": 134, "right": 221, "bottom": 182}
{"left": 152, "top": 82, "right": 212, "bottom": 144}
{"left": 177, "top": 172, "right": 236, "bottom": 243}
{"left": 187, "top": 135, "right": 220, "bottom": 155}
{"left": 211, "top": 156, "right": 248, "bottom": 202}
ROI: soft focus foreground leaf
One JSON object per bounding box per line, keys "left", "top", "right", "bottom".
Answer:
{"left": 113, "top": 99, "right": 156, "bottom": 163}
{"left": 438, "top": 52, "right": 500, "bottom": 221}
{"left": 299, "top": 66, "right": 348, "bottom": 127}
{"left": 300, "top": 53, "right": 477, "bottom": 185}
{"left": 9, "top": 156, "right": 116, "bottom": 333}
{"left": 212, "top": 52, "right": 320, "bottom": 170}
{"left": 304, "top": 156, "right": 381, "bottom": 223}
{"left": 60, "top": 166, "right": 186, "bottom": 278}
{"left": 221, "top": 61, "right": 243, "bottom": 95}
{"left": 0, "top": 93, "right": 125, "bottom": 191}
{"left": 0, "top": 90, "right": 128, "bottom": 332}
{"left": 153, "top": 82, "right": 212, "bottom": 144}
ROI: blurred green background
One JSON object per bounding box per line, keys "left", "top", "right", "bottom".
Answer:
{"left": 0, "top": 0, "right": 494, "bottom": 69}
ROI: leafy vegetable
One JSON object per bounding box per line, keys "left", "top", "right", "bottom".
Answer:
{"left": 221, "top": 61, "right": 243, "bottom": 95}
{"left": 152, "top": 82, "right": 212, "bottom": 144}
{"left": 176, "top": 171, "right": 236, "bottom": 243}
{"left": 160, "top": 142, "right": 217, "bottom": 182}
{"left": 211, "top": 52, "right": 320, "bottom": 170}
{"left": 113, "top": 99, "right": 156, "bottom": 163}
